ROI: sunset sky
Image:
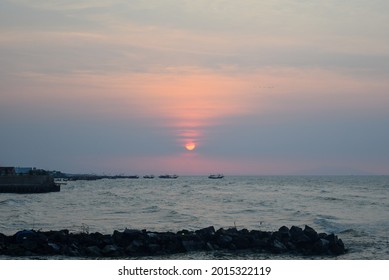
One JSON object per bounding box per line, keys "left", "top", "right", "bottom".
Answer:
{"left": 1, "top": 0, "right": 389, "bottom": 175}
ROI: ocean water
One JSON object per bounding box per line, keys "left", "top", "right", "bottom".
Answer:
{"left": 0, "top": 176, "right": 388, "bottom": 259}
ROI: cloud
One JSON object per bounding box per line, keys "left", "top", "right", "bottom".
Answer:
{"left": 1, "top": 0, "right": 389, "bottom": 174}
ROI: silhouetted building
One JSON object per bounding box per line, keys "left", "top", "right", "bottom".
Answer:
{"left": 0, "top": 167, "right": 16, "bottom": 176}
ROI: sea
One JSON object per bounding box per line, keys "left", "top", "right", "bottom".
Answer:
{"left": 0, "top": 176, "right": 388, "bottom": 260}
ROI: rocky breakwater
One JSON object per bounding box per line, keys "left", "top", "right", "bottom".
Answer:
{"left": 0, "top": 175, "right": 60, "bottom": 193}
{"left": 0, "top": 225, "right": 346, "bottom": 258}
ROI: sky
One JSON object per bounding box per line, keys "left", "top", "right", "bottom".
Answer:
{"left": 1, "top": 0, "right": 389, "bottom": 175}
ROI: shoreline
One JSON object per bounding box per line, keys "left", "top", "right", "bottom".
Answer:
{"left": 0, "top": 225, "right": 346, "bottom": 259}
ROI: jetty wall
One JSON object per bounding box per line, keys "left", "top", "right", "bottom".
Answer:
{"left": 0, "top": 225, "right": 346, "bottom": 258}
{"left": 0, "top": 175, "right": 60, "bottom": 193}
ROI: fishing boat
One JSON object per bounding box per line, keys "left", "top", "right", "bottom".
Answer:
{"left": 143, "top": 175, "right": 155, "bottom": 179}
{"left": 158, "top": 174, "right": 178, "bottom": 179}
{"left": 208, "top": 174, "right": 224, "bottom": 179}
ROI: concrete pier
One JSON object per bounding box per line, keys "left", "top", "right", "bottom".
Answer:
{"left": 0, "top": 175, "right": 60, "bottom": 193}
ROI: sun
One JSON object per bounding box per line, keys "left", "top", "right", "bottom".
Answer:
{"left": 184, "top": 142, "right": 196, "bottom": 151}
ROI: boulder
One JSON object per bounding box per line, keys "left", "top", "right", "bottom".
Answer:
{"left": 312, "top": 238, "right": 330, "bottom": 254}
{"left": 271, "top": 239, "right": 288, "bottom": 253}
{"left": 195, "top": 226, "right": 215, "bottom": 240}
{"left": 102, "top": 244, "right": 121, "bottom": 257}
{"left": 125, "top": 239, "right": 145, "bottom": 254}
{"left": 86, "top": 245, "right": 102, "bottom": 257}
{"left": 216, "top": 234, "right": 233, "bottom": 248}
{"left": 289, "top": 226, "right": 311, "bottom": 243}
{"left": 182, "top": 239, "right": 205, "bottom": 251}
{"left": 0, "top": 225, "right": 347, "bottom": 257}
{"left": 304, "top": 225, "right": 319, "bottom": 242}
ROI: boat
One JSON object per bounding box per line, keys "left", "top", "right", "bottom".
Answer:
{"left": 143, "top": 175, "right": 155, "bottom": 179}
{"left": 158, "top": 174, "right": 178, "bottom": 179}
{"left": 208, "top": 174, "right": 224, "bottom": 179}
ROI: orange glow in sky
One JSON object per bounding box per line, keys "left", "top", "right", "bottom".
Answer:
{"left": 125, "top": 71, "right": 258, "bottom": 153}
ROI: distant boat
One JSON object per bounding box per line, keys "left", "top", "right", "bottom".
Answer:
{"left": 208, "top": 174, "right": 224, "bottom": 179}
{"left": 127, "top": 175, "right": 139, "bottom": 179}
{"left": 143, "top": 175, "right": 155, "bottom": 179}
{"left": 158, "top": 174, "right": 178, "bottom": 179}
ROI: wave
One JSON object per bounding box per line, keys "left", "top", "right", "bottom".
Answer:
{"left": 314, "top": 217, "right": 346, "bottom": 233}
{"left": 0, "top": 198, "right": 25, "bottom": 206}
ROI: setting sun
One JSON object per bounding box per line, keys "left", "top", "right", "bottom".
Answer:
{"left": 184, "top": 142, "right": 196, "bottom": 151}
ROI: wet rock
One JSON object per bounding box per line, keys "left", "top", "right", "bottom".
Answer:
{"left": 48, "top": 242, "right": 61, "bottom": 253}
{"left": 147, "top": 243, "right": 161, "bottom": 254}
{"left": 279, "top": 226, "right": 289, "bottom": 233}
{"left": 304, "top": 225, "right": 319, "bottom": 242}
{"left": 195, "top": 226, "right": 215, "bottom": 240}
{"left": 86, "top": 245, "right": 102, "bottom": 257}
{"left": 14, "top": 230, "right": 37, "bottom": 243}
{"left": 271, "top": 239, "right": 288, "bottom": 253}
{"left": 177, "top": 229, "right": 191, "bottom": 235}
{"left": 5, "top": 244, "right": 26, "bottom": 256}
{"left": 125, "top": 239, "right": 145, "bottom": 254}
{"left": 0, "top": 225, "right": 347, "bottom": 257}
{"left": 289, "top": 226, "right": 311, "bottom": 243}
{"left": 216, "top": 234, "right": 233, "bottom": 248}
{"left": 0, "top": 232, "right": 6, "bottom": 243}
{"left": 182, "top": 239, "right": 205, "bottom": 252}
{"left": 123, "top": 229, "right": 143, "bottom": 239}
{"left": 47, "top": 230, "right": 69, "bottom": 243}
{"left": 325, "top": 234, "right": 345, "bottom": 255}
{"left": 206, "top": 242, "right": 215, "bottom": 250}
{"left": 102, "top": 244, "right": 121, "bottom": 257}
{"left": 233, "top": 234, "right": 252, "bottom": 249}
{"left": 63, "top": 244, "right": 80, "bottom": 257}
{"left": 313, "top": 238, "right": 330, "bottom": 254}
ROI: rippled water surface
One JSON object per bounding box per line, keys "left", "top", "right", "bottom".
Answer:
{"left": 1, "top": 176, "right": 388, "bottom": 259}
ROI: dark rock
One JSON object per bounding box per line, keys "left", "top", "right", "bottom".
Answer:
{"left": 47, "top": 230, "right": 69, "bottom": 243}
{"left": 313, "top": 238, "right": 330, "bottom": 254}
{"left": 102, "top": 234, "right": 114, "bottom": 245}
{"left": 252, "top": 237, "right": 269, "bottom": 249}
{"left": 63, "top": 244, "right": 80, "bottom": 257}
{"left": 125, "top": 239, "right": 145, "bottom": 254}
{"left": 21, "top": 239, "right": 38, "bottom": 251}
{"left": 286, "top": 241, "right": 297, "bottom": 251}
{"left": 147, "top": 243, "right": 161, "bottom": 254}
{"left": 216, "top": 234, "right": 233, "bottom": 248}
{"left": 271, "top": 239, "right": 288, "bottom": 253}
{"left": 279, "top": 226, "right": 289, "bottom": 233}
{"left": 177, "top": 229, "right": 191, "bottom": 235}
{"left": 115, "top": 229, "right": 144, "bottom": 247}
{"left": 239, "top": 228, "right": 249, "bottom": 235}
{"left": 102, "top": 244, "right": 121, "bottom": 257}
{"left": 289, "top": 226, "right": 311, "bottom": 243}
{"left": 206, "top": 242, "right": 215, "bottom": 250}
{"left": 0, "top": 225, "right": 347, "bottom": 257}
{"left": 14, "top": 230, "right": 37, "bottom": 243}
{"left": 304, "top": 225, "right": 319, "bottom": 242}
{"left": 195, "top": 226, "right": 215, "bottom": 240}
{"left": 225, "top": 228, "right": 238, "bottom": 235}
{"left": 86, "top": 246, "right": 102, "bottom": 257}
{"left": 123, "top": 229, "right": 143, "bottom": 239}
{"left": 5, "top": 244, "right": 26, "bottom": 256}
{"left": 182, "top": 240, "right": 205, "bottom": 251}
{"left": 0, "top": 232, "right": 7, "bottom": 243}
{"left": 325, "top": 234, "right": 345, "bottom": 255}
{"left": 48, "top": 242, "right": 61, "bottom": 252}
{"left": 233, "top": 235, "right": 252, "bottom": 249}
